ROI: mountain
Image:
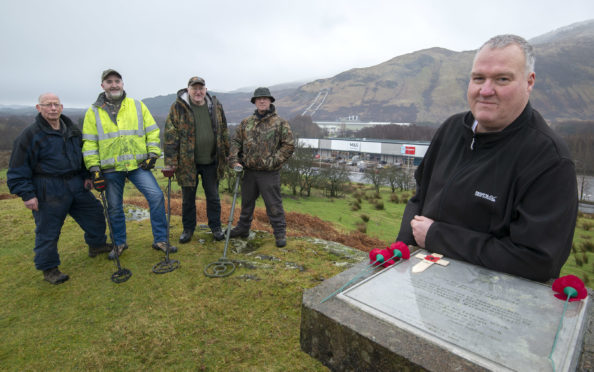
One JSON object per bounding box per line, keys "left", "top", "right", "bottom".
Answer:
{"left": 277, "top": 47, "right": 473, "bottom": 123}
{"left": 269, "top": 19, "right": 594, "bottom": 124}
{"left": 142, "top": 83, "right": 302, "bottom": 124}
{"left": 143, "top": 20, "right": 594, "bottom": 124}
{"left": 4, "top": 20, "right": 592, "bottom": 126}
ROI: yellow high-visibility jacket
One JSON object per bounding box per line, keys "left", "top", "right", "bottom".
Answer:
{"left": 82, "top": 96, "right": 161, "bottom": 172}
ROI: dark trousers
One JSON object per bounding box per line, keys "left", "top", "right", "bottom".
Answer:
{"left": 236, "top": 169, "right": 286, "bottom": 237}
{"left": 33, "top": 176, "right": 106, "bottom": 271}
{"left": 181, "top": 163, "right": 221, "bottom": 233}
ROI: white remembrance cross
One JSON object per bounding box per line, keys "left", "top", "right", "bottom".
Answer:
{"left": 411, "top": 253, "right": 450, "bottom": 273}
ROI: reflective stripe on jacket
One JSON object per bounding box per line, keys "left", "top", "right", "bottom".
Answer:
{"left": 82, "top": 96, "right": 161, "bottom": 171}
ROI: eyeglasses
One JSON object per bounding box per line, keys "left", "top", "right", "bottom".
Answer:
{"left": 39, "top": 103, "right": 62, "bottom": 108}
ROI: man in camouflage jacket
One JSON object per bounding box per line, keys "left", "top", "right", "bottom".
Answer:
{"left": 164, "top": 76, "right": 230, "bottom": 243}
{"left": 229, "top": 87, "right": 294, "bottom": 247}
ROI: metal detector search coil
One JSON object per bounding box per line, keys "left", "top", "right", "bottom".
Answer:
{"left": 204, "top": 165, "right": 243, "bottom": 278}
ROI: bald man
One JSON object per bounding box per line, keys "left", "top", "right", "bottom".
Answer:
{"left": 8, "top": 93, "right": 110, "bottom": 285}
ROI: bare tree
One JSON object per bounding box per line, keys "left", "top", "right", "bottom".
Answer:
{"left": 383, "top": 165, "right": 414, "bottom": 191}
{"left": 318, "top": 165, "right": 350, "bottom": 198}
{"left": 363, "top": 167, "right": 387, "bottom": 193}
{"left": 289, "top": 115, "right": 324, "bottom": 138}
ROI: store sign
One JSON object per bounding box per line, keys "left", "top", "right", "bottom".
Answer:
{"left": 401, "top": 146, "right": 416, "bottom": 155}
{"left": 349, "top": 142, "right": 361, "bottom": 151}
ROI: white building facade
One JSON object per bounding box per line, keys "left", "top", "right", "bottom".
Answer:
{"left": 298, "top": 138, "right": 430, "bottom": 166}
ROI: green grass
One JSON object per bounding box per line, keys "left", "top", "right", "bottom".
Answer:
{"left": 0, "top": 193, "right": 348, "bottom": 371}
{"left": 282, "top": 188, "right": 404, "bottom": 242}
{"left": 1, "top": 166, "right": 593, "bottom": 370}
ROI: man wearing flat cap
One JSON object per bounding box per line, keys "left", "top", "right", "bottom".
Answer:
{"left": 229, "top": 87, "right": 294, "bottom": 247}
{"left": 163, "top": 77, "right": 229, "bottom": 243}
{"left": 82, "top": 69, "right": 174, "bottom": 260}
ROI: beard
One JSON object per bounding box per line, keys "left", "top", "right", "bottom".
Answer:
{"left": 106, "top": 89, "right": 123, "bottom": 100}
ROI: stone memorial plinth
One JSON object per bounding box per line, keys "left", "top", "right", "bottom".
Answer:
{"left": 300, "top": 250, "right": 594, "bottom": 372}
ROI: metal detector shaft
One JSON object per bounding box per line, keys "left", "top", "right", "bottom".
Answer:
{"left": 152, "top": 173, "right": 180, "bottom": 274}
{"left": 204, "top": 166, "right": 242, "bottom": 278}
{"left": 99, "top": 190, "right": 132, "bottom": 283}
{"left": 165, "top": 176, "right": 172, "bottom": 260}
{"left": 223, "top": 166, "right": 243, "bottom": 258}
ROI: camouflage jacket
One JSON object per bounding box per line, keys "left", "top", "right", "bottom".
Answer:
{"left": 229, "top": 104, "right": 294, "bottom": 171}
{"left": 164, "top": 89, "right": 229, "bottom": 186}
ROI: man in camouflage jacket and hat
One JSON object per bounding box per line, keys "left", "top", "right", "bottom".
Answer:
{"left": 229, "top": 87, "right": 294, "bottom": 247}
{"left": 163, "top": 76, "right": 230, "bottom": 243}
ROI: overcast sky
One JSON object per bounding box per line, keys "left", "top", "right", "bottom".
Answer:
{"left": 1, "top": 0, "right": 593, "bottom": 107}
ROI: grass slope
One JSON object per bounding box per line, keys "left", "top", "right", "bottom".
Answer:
{"left": 0, "top": 192, "right": 353, "bottom": 371}
{"left": 1, "top": 168, "right": 593, "bottom": 370}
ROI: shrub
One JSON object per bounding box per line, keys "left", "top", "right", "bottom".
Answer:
{"left": 390, "top": 193, "right": 399, "bottom": 203}
{"left": 582, "top": 240, "right": 594, "bottom": 253}
{"left": 351, "top": 202, "right": 361, "bottom": 211}
{"left": 360, "top": 214, "right": 370, "bottom": 223}
{"left": 572, "top": 243, "right": 578, "bottom": 254}
{"left": 583, "top": 253, "right": 589, "bottom": 264}
{"left": 582, "top": 221, "right": 594, "bottom": 231}
{"left": 575, "top": 255, "right": 584, "bottom": 267}
{"left": 400, "top": 195, "right": 409, "bottom": 204}
{"left": 374, "top": 201, "right": 384, "bottom": 210}
{"left": 356, "top": 222, "right": 367, "bottom": 233}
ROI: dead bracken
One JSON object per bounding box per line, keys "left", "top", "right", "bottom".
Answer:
{"left": 126, "top": 195, "right": 385, "bottom": 252}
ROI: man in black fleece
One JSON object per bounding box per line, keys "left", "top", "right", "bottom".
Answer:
{"left": 396, "top": 34, "right": 577, "bottom": 282}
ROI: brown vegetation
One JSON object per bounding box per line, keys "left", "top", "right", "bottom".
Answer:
{"left": 126, "top": 195, "right": 385, "bottom": 252}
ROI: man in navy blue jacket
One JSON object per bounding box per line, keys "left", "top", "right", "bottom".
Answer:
{"left": 396, "top": 35, "right": 577, "bottom": 282}
{"left": 8, "top": 93, "right": 110, "bottom": 284}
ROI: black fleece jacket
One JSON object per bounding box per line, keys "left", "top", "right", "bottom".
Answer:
{"left": 396, "top": 103, "right": 578, "bottom": 282}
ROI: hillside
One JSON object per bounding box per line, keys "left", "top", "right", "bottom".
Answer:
{"left": 272, "top": 19, "right": 594, "bottom": 123}
{"left": 137, "top": 20, "right": 594, "bottom": 124}
{"left": 2, "top": 20, "right": 593, "bottom": 126}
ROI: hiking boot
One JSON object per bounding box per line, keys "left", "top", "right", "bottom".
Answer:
{"left": 179, "top": 230, "right": 193, "bottom": 244}
{"left": 275, "top": 236, "right": 287, "bottom": 248}
{"left": 229, "top": 227, "right": 249, "bottom": 238}
{"left": 43, "top": 267, "right": 69, "bottom": 285}
{"left": 212, "top": 228, "right": 225, "bottom": 241}
{"left": 153, "top": 241, "right": 178, "bottom": 254}
{"left": 108, "top": 244, "right": 128, "bottom": 260}
{"left": 88, "top": 242, "right": 113, "bottom": 257}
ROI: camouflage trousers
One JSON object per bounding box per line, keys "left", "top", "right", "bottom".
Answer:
{"left": 236, "top": 169, "right": 286, "bottom": 237}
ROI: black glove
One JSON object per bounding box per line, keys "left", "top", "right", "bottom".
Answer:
{"left": 140, "top": 156, "right": 157, "bottom": 170}
{"left": 92, "top": 170, "right": 106, "bottom": 191}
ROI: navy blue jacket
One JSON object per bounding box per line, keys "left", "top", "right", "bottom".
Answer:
{"left": 397, "top": 103, "right": 578, "bottom": 282}
{"left": 8, "top": 113, "right": 87, "bottom": 202}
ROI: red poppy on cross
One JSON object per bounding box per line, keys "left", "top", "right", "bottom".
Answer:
{"left": 412, "top": 253, "right": 450, "bottom": 273}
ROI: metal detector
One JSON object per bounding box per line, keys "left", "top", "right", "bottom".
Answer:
{"left": 99, "top": 191, "right": 132, "bottom": 283}
{"left": 152, "top": 169, "right": 180, "bottom": 274}
{"left": 204, "top": 165, "right": 243, "bottom": 278}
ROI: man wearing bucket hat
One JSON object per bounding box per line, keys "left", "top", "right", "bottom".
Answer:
{"left": 229, "top": 87, "right": 294, "bottom": 247}
{"left": 163, "top": 76, "right": 230, "bottom": 243}
{"left": 82, "top": 69, "right": 175, "bottom": 260}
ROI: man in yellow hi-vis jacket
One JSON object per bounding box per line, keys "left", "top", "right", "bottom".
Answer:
{"left": 82, "top": 69, "right": 176, "bottom": 260}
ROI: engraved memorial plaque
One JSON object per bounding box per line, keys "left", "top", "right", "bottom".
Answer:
{"left": 338, "top": 250, "right": 590, "bottom": 371}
